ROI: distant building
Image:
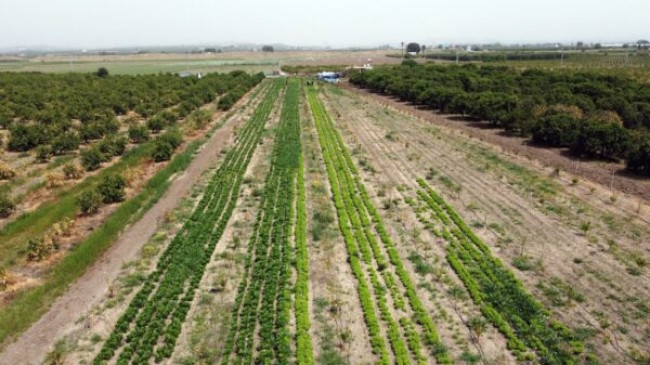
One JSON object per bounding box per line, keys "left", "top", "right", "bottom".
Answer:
{"left": 351, "top": 64, "right": 373, "bottom": 70}
{"left": 178, "top": 71, "right": 203, "bottom": 79}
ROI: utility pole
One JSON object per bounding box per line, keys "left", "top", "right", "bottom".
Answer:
{"left": 401, "top": 41, "right": 404, "bottom": 58}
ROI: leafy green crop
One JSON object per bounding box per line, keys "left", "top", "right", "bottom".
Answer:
{"left": 307, "top": 84, "right": 450, "bottom": 365}
{"left": 415, "top": 179, "right": 594, "bottom": 364}
{"left": 92, "top": 79, "right": 282, "bottom": 365}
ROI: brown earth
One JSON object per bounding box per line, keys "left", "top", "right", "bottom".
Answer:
{"left": 0, "top": 85, "right": 265, "bottom": 365}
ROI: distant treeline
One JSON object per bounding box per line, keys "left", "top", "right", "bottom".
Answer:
{"left": 423, "top": 52, "right": 565, "bottom": 62}
{"left": 350, "top": 63, "right": 650, "bottom": 175}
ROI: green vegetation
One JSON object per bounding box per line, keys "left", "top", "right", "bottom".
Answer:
{"left": 308, "top": 84, "right": 450, "bottom": 364}
{"left": 77, "top": 190, "right": 102, "bottom": 215}
{"left": 414, "top": 178, "right": 593, "bottom": 364}
{"left": 351, "top": 64, "right": 650, "bottom": 175}
{"left": 151, "top": 129, "right": 183, "bottom": 162}
{"left": 0, "top": 123, "right": 208, "bottom": 348}
{"left": 0, "top": 194, "right": 15, "bottom": 217}
{"left": 296, "top": 116, "right": 315, "bottom": 364}
{"left": 0, "top": 74, "right": 265, "bottom": 349}
{"left": 92, "top": 80, "right": 282, "bottom": 364}
{"left": 0, "top": 71, "right": 263, "bottom": 154}
{"left": 0, "top": 59, "right": 280, "bottom": 75}
{"left": 220, "top": 78, "right": 314, "bottom": 364}
{"left": 128, "top": 124, "right": 151, "bottom": 144}
{"left": 97, "top": 174, "right": 126, "bottom": 203}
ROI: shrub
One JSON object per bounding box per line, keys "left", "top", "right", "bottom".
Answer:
{"left": 26, "top": 237, "right": 55, "bottom": 262}
{"left": 531, "top": 114, "right": 581, "bottom": 147}
{"left": 626, "top": 134, "right": 650, "bottom": 175}
{"left": 63, "top": 163, "right": 83, "bottom": 180}
{"left": 8, "top": 123, "right": 49, "bottom": 151}
{"left": 77, "top": 190, "right": 102, "bottom": 215}
{"left": 146, "top": 115, "right": 167, "bottom": 133}
{"left": 51, "top": 132, "right": 80, "bottom": 155}
{"left": 0, "top": 164, "right": 17, "bottom": 180}
{"left": 570, "top": 120, "right": 631, "bottom": 160}
{"left": 217, "top": 88, "right": 246, "bottom": 111}
{"left": 97, "top": 174, "right": 126, "bottom": 203}
{"left": 45, "top": 173, "right": 65, "bottom": 189}
{"left": 79, "top": 123, "right": 106, "bottom": 143}
{"left": 158, "top": 129, "right": 183, "bottom": 149}
{"left": 98, "top": 136, "right": 128, "bottom": 157}
{"left": 152, "top": 140, "right": 174, "bottom": 162}
{"left": 0, "top": 194, "right": 15, "bottom": 217}
{"left": 187, "top": 109, "right": 211, "bottom": 130}
{"left": 158, "top": 110, "right": 177, "bottom": 124}
{"left": 102, "top": 118, "right": 121, "bottom": 135}
{"left": 80, "top": 147, "right": 105, "bottom": 171}
{"left": 35, "top": 145, "right": 52, "bottom": 163}
{"left": 96, "top": 67, "right": 109, "bottom": 78}
{"left": 128, "top": 124, "right": 150, "bottom": 143}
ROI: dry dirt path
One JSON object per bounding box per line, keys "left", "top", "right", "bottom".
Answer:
{"left": 0, "top": 86, "right": 265, "bottom": 365}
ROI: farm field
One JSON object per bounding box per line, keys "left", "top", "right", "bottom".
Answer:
{"left": 0, "top": 50, "right": 399, "bottom": 75}
{"left": 0, "top": 74, "right": 649, "bottom": 365}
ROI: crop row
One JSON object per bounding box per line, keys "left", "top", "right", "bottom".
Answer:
{"left": 91, "top": 79, "right": 283, "bottom": 365}
{"left": 219, "top": 78, "right": 310, "bottom": 364}
{"left": 307, "top": 84, "right": 450, "bottom": 365}
{"left": 295, "top": 108, "right": 314, "bottom": 364}
{"left": 415, "top": 179, "right": 596, "bottom": 365}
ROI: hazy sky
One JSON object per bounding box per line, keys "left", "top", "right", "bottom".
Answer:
{"left": 1, "top": 0, "right": 648, "bottom": 49}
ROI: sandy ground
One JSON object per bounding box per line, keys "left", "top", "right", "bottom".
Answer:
{"left": 0, "top": 86, "right": 263, "bottom": 365}
{"left": 322, "top": 85, "right": 650, "bottom": 363}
